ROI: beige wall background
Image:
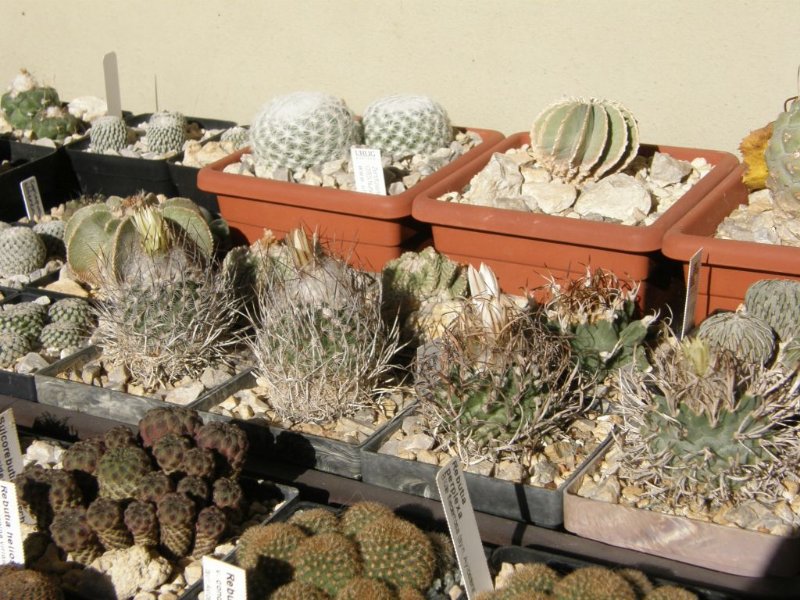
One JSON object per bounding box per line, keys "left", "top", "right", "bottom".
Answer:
{"left": 0, "top": 1, "right": 796, "bottom": 156}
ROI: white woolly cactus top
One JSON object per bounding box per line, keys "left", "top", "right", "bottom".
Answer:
{"left": 8, "top": 68, "right": 37, "bottom": 96}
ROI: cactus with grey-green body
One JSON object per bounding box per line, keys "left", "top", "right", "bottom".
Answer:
{"left": 90, "top": 115, "right": 129, "bottom": 153}
{"left": 765, "top": 97, "right": 800, "bottom": 215}
{"left": 0, "top": 331, "right": 32, "bottom": 366}
{"left": 95, "top": 445, "right": 153, "bottom": 500}
{"left": 145, "top": 110, "right": 187, "bottom": 154}
{"left": 744, "top": 278, "right": 800, "bottom": 342}
{"left": 32, "top": 220, "right": 66, "bottom": 258}
{"left": 0, "top": 226, "right": 47, "bottom": 277}
{"left": 0, "top": 302, "right": 47, "bottom": 341}
{"left": 363, "top": 94, "right": 453, "bottom": 158}
{"left": 250, "top": 92, "right": 360, "bottom": 169}
{"left": 695, "top": 310, "right": 776, "bottom": 365}
{"left": 1, "top": 69, "right": 60, "bottom": 131}
{"left": 530, "top": 97, "right": 639, "bottom": 184}
{"left": 220, "top": 125, "right": 250, "bottom": 150}
{"left": 39, "top": 321, "right": 88, "bottom": 352}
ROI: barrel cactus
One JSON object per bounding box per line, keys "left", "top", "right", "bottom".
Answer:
{"left": 0, "top": 226, "right": 47, "bottom": 277}
{"left": 90, "top": 114, "right": 129, "bottom": 153}
{"left": 743, "top": 278, "right": 800, "bottom": 342}
{"left": 0, "top": 69, "right": 60, "bottom": 131}
{"left": 765, "top": 97, "right": 800, "bottom": 215}
{"left": 250, "top": 91, "right": 360, "bottom": 169}
{"left": 530, "top": 97, "right": 639, "bottom": 184}
{"left": 145, "top": 110, "right": 187, "bottom": 154}
{"left": 695, "top": 309, "right": 776, "bottom": 365}
{"left": 363, "top": 94, "right": 453, "bottom": 157}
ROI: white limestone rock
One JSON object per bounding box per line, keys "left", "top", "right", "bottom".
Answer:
{"left": 574, "top": 173, "right": 652, "bottom": 223}
{"left": 522, "top": 180, "right": 577, "bottom": 214}
{"left": 461, "top": 152, "right": 523, "bottom": 206}
{"left": 76, "top": 544, "right": 173, "bottom": 600}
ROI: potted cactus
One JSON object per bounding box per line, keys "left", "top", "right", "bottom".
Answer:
{"left": 412, "top": 96, "right": 738, "bottom": 313}
{"left": 197, "top": 91, "right": 504, "bottom": 271}
{"left": 10, "top": 406, "right": 296, "bottom": 600}
{"left": 662, "top": 95, "right": 800, "bottom": 323}
{"left": 563, "top": 295, "right": 800, "bottom": 577}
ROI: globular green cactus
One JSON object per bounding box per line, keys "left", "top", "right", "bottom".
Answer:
{"left": 236, "top": 522, "right": 308, "bottom": 595}
{"left": 220, "top": 125, "right": 250, "bottom": 150}
{"left": 145, "top": 110, "right": 187, "bottom": 154}
{"left": 32, "top": 220, "right": 67, "bottom": 259}
{"left": 31, "top": 105, "right": 79, "bottom": 142}
{"left": 744, "top": 278, "right": 800, "bottom": 342}
{"left": 194, "top": 421, "right": 249, "bottom": 477}
{"left": 363, "top": 94, "right": 453, "bottom": 158}
{"left": 530, "top": 97, "right": 639, "bottom": 184}
{"left": 156, "top": 491, "right": 196, "bottom": 559}
{"left": 0, "top": 227, "right": 47, "bottom": 277}
{"left": 644, "top": 587, "right": 699, "bottom": 600}
{"left": 134, "top": 470, "right": 174, "bottom": 503}
{"left": 0, "top": 331, "right": 33, "bottom": 366}
{"left": 0, "top": 302, "right": 47, "bottom": 342}
{"left": 212, "top": 476, "right": 243, "bottom": 516}
{"left": 551, "top": 566, "right": 636, "bottom": 600}
{"left": 250, "top": 91, "right": 360, "bottom": 170}
{"left": 95, "top": 445, "right": 153, "bottom": 500}
{"left": 39, "top": 321, "right": 88, "bottom": 352}
{"left": 50, "top": 507, "right": 104, "bottom": 565}
{"left": 152, "top": 433, "right": 192, "bottom": 475}
{"left": 47, "top": 297, "right": 95, "bottom": 331}
{"left": 339, "top": 501, "right": 398, "bottom": 538}
{"left": 695, "top": 309, "right": 776, "bottom": 365}
{"left": 270, "top": 581, "right": 330, "bottom": 600}
{"left": 495, "top": 563, "right": 559, "bottom": 597}
{"left": 0, "top": 69, "right": 60, "bottom": 131}
{"left": 180, "top": 446, "right": 216, "bottom": 479}
{"left": 123, "top": 499, "right": 159, "bottom": 547}
{"left": 89, "top": 114, "right": 129, "bottom": 153}
{"left": 191, "top": 505, "right": 227, "bottom": 559}
{"left": 291, "top": 532, "right": 363, "bottom": 597}
{"left": 86, "top": 497, "right": 133, "bottom": 550}
{"left": 0, "top": 568, "right": 64, "bottom": 600}
{"left": 138, "top": 406, "right": 204, "bottom": 448}
{"left": 288, "top": 507, "right": 341, "bottom": 536}
{"left": 765, "top": 97, "right": 800, "bottom": 215}
{"left": 46, "top": 470, "right": 83, "bottom": 514}
{"left": 336, "top": 576, "right": 394, "bottom": 600}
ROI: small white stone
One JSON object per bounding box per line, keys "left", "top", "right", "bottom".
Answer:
{"left": 164, "top": 380, "right": 205, "bottom": 406}
{"left": 574, "top": 173, "right": 652, "bottom": 223}
{"left": 16, "top": 352, "right": 49, "bottom": 374}
{"left": 523, "top": 180, "right": 577, "bottom": 214}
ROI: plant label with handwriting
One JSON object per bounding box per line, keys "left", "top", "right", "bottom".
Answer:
{"left": 351, "top": 147, "right": 387, "bottom": 195}
{"left": 203, "top": 555, "right": 247, "bottom": 600}
{"left": 436, "top": 458, "right": 493, "bottom": 599}
{"left": 20, "top": 176, "right": 44, "bottom": 220}
{"left": 0, "top": 481, "right": 24, "bottom": 565}
{"left": 680, "top": 248, "right": 703, "bottom": 339}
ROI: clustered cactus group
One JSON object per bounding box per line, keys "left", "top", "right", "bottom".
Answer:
{"left": 15, "top": 407, "right": 249, "bottom": 571}
{"left": 0, "top": 69, "right": 80, "bottom": 142}
{"left": 236, "top": 501, "right": 452, "bottom": 599}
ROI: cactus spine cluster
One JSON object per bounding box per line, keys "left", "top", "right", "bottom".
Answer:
{"left": 765, "top": 97, "right": 800, "bottom": 215}
{"left": 530, "top": 97, "right": 640, "bottom": 184}
{"left": 250, "top": 91, "right": 361, "bottom": 169}
{"left": 363, "top": 94, "right": 453, "bottom": 158}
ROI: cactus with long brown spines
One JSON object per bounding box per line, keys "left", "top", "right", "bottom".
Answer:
{"left": 191, "top": 505, "right": 227, "bottom": 559}
{"left": 123, "top": 500, "right": 159, "bottom": 547}
{"left": 96, "top": 445, "right": 153, "bottom": 500}
{"left": 152, "top": 433, "right": 192, "bottom": 475}
{"left": 86, "top": 497, "right": 133, "bottom": 550}
{"left": 138, "top": 406, "right": 204, "bottom": 448}
{"left": 156, "top": 492, "right": 196, "bottom": 559}
{"left": 194, "top": 421, "right": 249, "bottom": 477}
{"left": 49, "top": 507, "right": 104, "bottom": 565}
{"left": 134, "top": 471, "right": 175, "bottom": 503}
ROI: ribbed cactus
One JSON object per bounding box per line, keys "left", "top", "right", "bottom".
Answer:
{"left": 90, "top": 114, "right": 129, "bottom": 153}
{"left": 0, "top": 302, "right": 47, "bottom": 341}
{"left": 47, "top": 297, "right": 95, "bottom": 330}
{"left": 765, "top": 97, "right": 800, "bottom": 215}
{"left": 39, "top": 321, "right": 88, "bottom": 352}
{"left": 695, "top": 309, "right": 776, "bottom": 365}
{"left": 145, "top": 110, "right": 187, "bottom": 154}
{"left": 191, "top": 505, "right": 227, "bottom": 558}
{"left": 46, "top": 470, "right": 83, "bottom": 514}
{"left": 363, "top": 94, "right": 453, "bottom": 157}
{"left": 0, "top": 226, "right": 47, "bottom": 277}
{"left": 123, "top": 500, "right": 159, "bottom": 547}
{"left": 530, "top": 97, "right": 639, "bottom": 184}
{"left": 32, "top": 220, "right": 67, "bottom": 259}
{"left": 744, "top": 278, "right": 800, "bottom": 342}
{"left": 0, "top": 69, "right": 60, "bottom": 131}
{"left": 250, "top": 91, "right": 360, "bottom": 169}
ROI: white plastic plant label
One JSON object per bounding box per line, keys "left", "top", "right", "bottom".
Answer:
{"left": 680, "top": 248, "right": 704, "bottom": 339}
{"left": 436, "top": 458, "right": 493, "bottom": 599}
{"left": 20, "top": 176, "right": 44, "bottom": 220}
{"left": 202, "top": 555, "right": 247, "bottom": 600}
{"left": 0, "top": 409, "right": 23, "bottom": 483}
{"left": 350, "top": 147, "right": 387, "bottom": 195}
{"left": 0, "top": 481, "right": 24, "bottom": 566}
{"left": 103, "top": 51, "right": 123, "bottom": 118}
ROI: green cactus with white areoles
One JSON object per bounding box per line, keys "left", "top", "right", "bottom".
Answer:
{"left": 220, "top": 125, "right": 250, "bottom": 150}
{"left": 695, "top": 309, "right": 776, "bottom": 365}
{"left": 0, "top": 69, "right": 60, "bottom": 131}
{"left": 0, "top": 302, "right": 47, "bottom": 342}
{"left": 765, "top": 97, "right": 800, "bottom": 215}
{"left": 0, "top": 226, "right": 47, "bottom": 276}
{"left": 291, "top": 532, "right": 363, "bottom": 596}
{"left": 0, "top": 331, "right": 32, "bottom": 366}
{"left": 250, "top": 91, "right": 360, "bottom": 169}
{"left": 90, "top": 114, "right": 129, "bottom": 153}
{"left": 744, "top": 278, "right": 800, "bottom": 342}
{"left": 145, "top": 110, "right": 187, "bottom": 154}
{"left": 31, "top": 105, "right": 79, "bottom": 142}
{"left": 552, "top": 566, "right": 636, "bottom": 600}
{"left": 530, "top": 97, "right": 639, "bottom": 184}
{"left": 32, "top": 220, "right": 67, "bottom": 259}
{"left": 47, "top": 297, "right": 94, "bottom": 330}
{"left": 95, "top": 445, "right": 153, "bottom": 500}
{"left": 39, "top": 321, "right": 88, "bottom": 352}
{"left": 363, "top": 94, "right": 453, "bottom": 158}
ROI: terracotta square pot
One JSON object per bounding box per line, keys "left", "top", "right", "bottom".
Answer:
{"left": 661, "top": 164, "right": 800, "bottom": 324}
{"left": 412, "top": 132, "right": 738, "bottom": 313}
{"left": 196, "top": 127, "right": 504, "bottom": 271}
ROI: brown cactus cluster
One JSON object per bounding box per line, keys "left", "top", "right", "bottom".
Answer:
{"left": 14, "top": 406, "right": 250, "bottom": 571}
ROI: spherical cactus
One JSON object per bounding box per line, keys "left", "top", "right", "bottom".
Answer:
{"left": 152, "top": 433, "right": 192, "bottom": 474}
{"left": 250, "top": 91, "right": 359, "bottom": 169}
{"left": 123, "top": 500, "right": 159, "bottom": 547}
{"left": 14, "top": 465, "right": 52, "bottom": 529}
{"left": 235, "top": 522, "right": 307, "bottom": 594}
{"left": 0, "top": 302, "right": 47, "bottom": 341}
{"left": 288, "top": 507, "right": 340, "bottom": 536}
{"left": 191, "top": 505, "right": 227, "bottom": 559}
{"left": 177, "top": 475, "right": 210, "bottom": 506}
{"left": 46, "top": 470, "right": 83, "bottom": 514}
{"left": 530, "top": 97, "right": 640, "bottom": 184}
{"left": 765, "top": 98, "right": 800, "bottom": 215}
{"left": 31, "top": 105, "right": 79, "bottom": 142}
{"left": 354, "top": 516, "right": 435, "bottom": 592}
{"left": 194, "top": 421, "right": 248, "bottom": 477}
{"left": 618, "top": 568, "right": 655, "bottom": 597}
{"left": 49, "top": 507, "right": 104, "bottom": 565}
{"left": 156, "top": 491, "right": 196, "bottom": 559}
{"left": 145, "top": 110, "right": 187, "bottom": 154}
{"left": 0, "top": 69, "right": 60, "bottom": 131}
{"left": 363, "top": 94, "right": 453, "bottom": 158}
{"left": 103, "top": 425, "right": 138, "bottom": 449}
{"left": 696, "top": 310, "right": 776, "bottom": 365}
{"left": 552, "top": 566, "right": 637, "bottom": 600}
{"left": 0, "top": 568, "right": 64, "bottom": 600}
{"left": 138, "top": 406, "right": 204, "bottom": 448}
{"left": 47, "top": 297, "right": 95, "bottom": 331}
{"left": 644, "top": 587, "right": 699, "bottom": 600}
{"left": 496, "top": 563, "right": 560, "bottom": 597}
{"left": 96, "top": 445, "right": 153, "bottom": 500}
{"left": 86, "top": 497, "right": 133, "bottom": 550}
{"left": 212, "top": 476, "right": 243, "bottom": 512}
{"left": 339, "top": 501, "right": 395, "bottom": 537}
{"left": 271, "top": 581, "right": 331, "bottom": 600}
{"left": 32, "top": 220, "right": 67, "bottom": 258}
{"left": 134, "top": 470, "right": 175, "bottom": 503}
{"left": 62, "top": 438, "right": 105, "bottom": 475}
{"left": 291, "top": 532, "right": 363, "bottom": 597}
{"left": 0, "top": 226, "right": 47, "bottom": 277}
{"left": 39, "top": 321, "right": 87, "bottom": 352}
{"left": 336, "top": 576, "right": 394, "bottom": 600}
{"left": 90, "top": 114, "right": 129, "bottom": 153}
{"left": 0, "top": 331, "right": 32, "bottom": 366}
{"left": 181, "top": 446, "right": 217, "bottom": 479}
{"left": 744, "top": 278, "right": 800, "bottom": 342}
{"left": 220, "top": 125, "right": 250, "bottom": 150}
